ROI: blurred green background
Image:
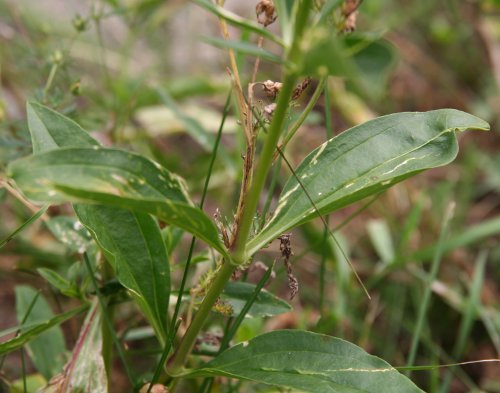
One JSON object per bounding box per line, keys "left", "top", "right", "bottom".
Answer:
{"left": 0, "top": 0, "right": 499, "bottom": 392}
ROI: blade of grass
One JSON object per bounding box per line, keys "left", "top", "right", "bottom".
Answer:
{"left": 409, "top": 216, "right": 500, "bottom": 263}
{"left": 405, "top": 202, "right": 455, "bottom": 376}
{"left": 20, "top": 347, "right": 27, "bottom": 393}
{"left": 399, "top": 312, "right": 482, "bottom": 391}
{"left": 192, "top": 0, "right": 284, "bottom": 46}
{"left": 0, "top": 204, "right": 49, "bottom": 249}
{"left": 0, "top": 291, "right": 40, "bottom": 372}
{"left": 439, "top": 250, "right": 487, "bottom": 393}
{"left": 319, "top": 80, "right": 334, "bottom": 314}
{"left": 0, "top": 306, "right": 87, "bottom": 356}
{"left": 169, "top": 91, "right": 232, "bottom": 338}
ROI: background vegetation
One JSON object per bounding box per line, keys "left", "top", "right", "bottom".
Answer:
{"left": 0, "top": 0, "right": 499, "bottom": 392}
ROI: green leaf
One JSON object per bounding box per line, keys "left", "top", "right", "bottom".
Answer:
{"left": 74, "top": 204, "right": 170, "bottom": 342}
{"left": 346, "top": 36, "right": 397, "bottom": 98}
{"left": 192, "top": 0, "right": 283, "bottom": 46}
{"left": 0, "top": 304, "right": 88, "bottom": 356}
{"left": 27, "top": 101, "right": 98, "bottom": 154}
{"left": 274, "top": 0, "right": 295, "bottom": 46}
{"left": 37, "top": 267, "right": 80, "bottom": 298}
{"left": 187, "top": 330, "right": 424, "bottom": 392}
{"left": 202, "top": 37, "right": 283, "bottom": 64}
{"left": 300, "top": 32, "right": 396, "bottom": 98}
{"left": 248, "top": 110, "right": 489, "bottom": 256}
{"left": 25, "top": 103, "right": 175, "bottom": 341}
{"left": 40, "top": 301, "right": 107, "bottom": 393}
{"left": 221, "top": 282, "right": 292, "bottom": 318}
{"left": 300, "top": 28, "right": 353, "bottom": 77}
{"left": 15, "top": 286, "right": 67, "bottom": 380}
{"left": 7, "top": 147, "right": 229, "bottom": 258}
{"left": 45, "top": 216, "right": 92, "bottom": 253}
{"left": 10, "top": 147, "right": 191, "bottom": 202}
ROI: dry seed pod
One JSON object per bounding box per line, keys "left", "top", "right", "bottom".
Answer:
{"left": 256, "top": 0, "right": 277, "bottom": 27}
{"left": 262, "top": 79, "right": 283, "bottom": 98}
{"left": 341, "top": 0, "right": 361, "bottom": 32}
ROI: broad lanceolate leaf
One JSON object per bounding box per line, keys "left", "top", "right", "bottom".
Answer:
{"left": 75, "top": 204, "right": 170, "bottom": 342}
{"left": 41, "top": 301, "right": 107, "bottom": 393}
{"left": 8, "top": 147, "right": 229, "bottom": 258}
{"left": 188, "top": 330, "right": 424, "bottom": 393}
{"left": 248, "top": 110, "right": 489, "bottom": 256}
{"left": 221, "top": 282, "right": 292, "bottom": 318}
{"left": 15, "top": 286, "right": 67, "bottom": 380}
{"left": 26, "top": 103, "right": 176, "bottom": 344}
{"left": 27, "top": 102, "right": 98, "bottom": 153}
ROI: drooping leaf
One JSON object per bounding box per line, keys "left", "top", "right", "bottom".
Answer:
{"left": 74, "top": 204, "right": 170, "bottom": 342}
{"left": 15, "top": 286, "right": 67, "bottom": 380}
{"left": 40, "top": 301, "right": 107, "bottom": 393}
{"left": 248, "top": 110, "right": 489, "bottom": 255}
{"left": 221, "top": 282, "right": 292, "bottom": 318}
{"left": 7, "top": 147, "right": 229, "bottom": 258}
{"left": 27, "top": 102, "right": 98, "bottom": 154}
{"left": 187, "top": 330, "right": 424, "bottom": 392}
{"left": 0, "top": 304, "right": 88, "bottom": 356}
{"left": 25, "top": 103, "right": 176, "bottom": 342}
{"left": 10, "top": 147, "right": 191, "bottom": 202}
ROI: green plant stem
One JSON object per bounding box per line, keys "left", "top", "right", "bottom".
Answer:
{"left": 42, "top": 63, "right": 59, "bottom": 103}
{"left": 231, "top": 1, "right": 312, "bottom": 262}
{"left": 166, "top": 260, "right": 235, "bottom": 376}
{"left": 167, "top": 0, "right": 312, "bottom": 377}
{"left": 199, "top": 265, "right": 273, "bottom": 392}
{"left": 231, "top": 74, "right": 297, "bottom": 264}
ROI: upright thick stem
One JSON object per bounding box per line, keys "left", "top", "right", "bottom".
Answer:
{"left": 166, "top": 0, "right": 313, "bottom": 376}
{"left": 166, "top": 261, "right": 235, "bottom": 376}
{"left": 231, "top": 0, "right": 313, "bottom": 263}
